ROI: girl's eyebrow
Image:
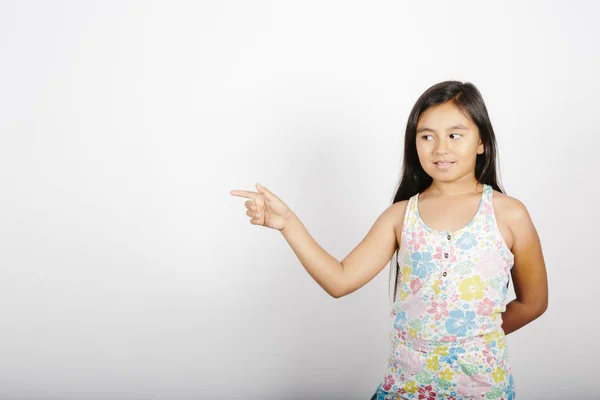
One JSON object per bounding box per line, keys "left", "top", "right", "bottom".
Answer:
{"left": 416, "top": 124, "right": 469, "bottom": 133}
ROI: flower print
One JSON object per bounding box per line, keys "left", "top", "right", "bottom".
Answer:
{"left": 482, "top": 202, "right": 492, "bottom": 215}
{"left": 427, "top": 300, "right": 449, "bottom": 321}
{"left": 439, "top": 346, "right": 466, "bottom": 364}
{"left": 417, "top": 384, "right": 436, "bottom": 400}
{"left": 409, "top": 229, "right": 427, "bottom": 251}
{"left": 382, "top": 375, "right": 395, "bottom": 391}
{"left": 439, "top": 335, "right": 457, "bottom": 342}
{"left": 410, "top": 278, "right": 424, "bottom": 294}
{"left": 426, "top": 355, "right": 439, "bottom": 371}
{"left": 433, "top": 346, "right": 449, "bottom": 356}
{"left": 445, "top": 310, "right": 477, "bottom": 337}
{"left": 401, "top": 295, "right": 428, "bottom": 319}
{"left": 505, "top": 375, "right": 515, "bottom": 400}
{"left": 440, "top": 368, "right": 454, "bottom": 381}
{"left": 491, "top": 366, "right": 505, "bottom": 383}
{"left": 454, "top": 260, "right": 474, "bottom": 275}
{"left": 474, "top": 250, "right": 503, "bottom": 278}
{"left": 411, "top": 252, "right": 436, "bottom": 278}
{"left": 433, "top": 247, "right": 457, "bottom": 263}
{"left": 477, "top": 298, "right": 495, "bottom": 316}
{"left": 458, "top": 276, "right": 486, "bottom": 301}
{"left": 401, "top": 266, "right": 412, "bottom": 284}
{"left": 457, "top": 374, "right": 491, "bottom": 397}
{"left": 398, "top": 346, "right": 424, "bottom": 374}
{"left": 404, "top": 380, "right": 418, "bottom": 394}
{"left": 456, "top": 231, "right": 478, "bottom": 250}
{"left": 393, "top": 310, "right": 407, "bottom": 329}
{"left": 484, "top": 387, "right": 503, "bottom": 399}
{"left": 415, "top": 370, "right": 434, "bottom": 385}
{"left": 482, "top": 348, "right": 496, "bottom": 368}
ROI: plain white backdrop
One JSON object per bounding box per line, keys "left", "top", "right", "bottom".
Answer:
{"left": 0, "top": 1, "right": 598, "bottom": 399}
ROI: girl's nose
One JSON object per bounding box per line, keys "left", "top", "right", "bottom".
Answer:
{"left": 435, "top": 145, "right": 450, "bottom": 155}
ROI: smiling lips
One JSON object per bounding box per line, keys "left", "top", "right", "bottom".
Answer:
{"left": 434, "top": 161, "right": 455, "bottom": 169}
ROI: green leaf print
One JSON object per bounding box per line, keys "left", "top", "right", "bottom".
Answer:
{"left": 454, "top": 260, "right": 474, "bottom": 275}
{"left": 489, "top": 277, "right": 502, "bottom": 289}
{"left": 435, "top": 378, "right": 452, "bottom": 390}
{"left": 459, "top": 363, "right": 479, "bottom": 376}
{"left": 485, "top": 387, "right": 503, "bottom": 399}
{"left": 409, "top": 319, "right": 423, "bottom": 331}
{"left": 415, "top": 370, "right": 433, "bottom": 385}
{"left": 403, "top": 252, "right": 411, "bottom": 265}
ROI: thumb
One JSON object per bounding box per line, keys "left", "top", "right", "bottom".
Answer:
{"left": 256, "top": 183, "right": 274, "bottom": 201}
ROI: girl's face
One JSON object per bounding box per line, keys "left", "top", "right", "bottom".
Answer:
{"left": 415, "top": 101, "right": 484, "bottom": 183}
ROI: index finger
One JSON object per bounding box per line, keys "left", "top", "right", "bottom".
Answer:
{"left": 230, "top": 190, "right": 258, "bottom": 200}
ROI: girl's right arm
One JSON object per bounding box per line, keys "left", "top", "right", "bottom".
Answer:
{"left": 281, "top": 202, "right": 404, "bottom": 298}
{"left": 231, "top": 183, "right": 406, "bottom": 299}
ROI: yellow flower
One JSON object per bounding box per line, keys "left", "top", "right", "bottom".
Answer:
{"left": 459, "top": 276, "right": 486, "bottom": 301}
{"left": 484, "top": 331, "right": 502, "bottom": 343}
{"left": 401, "top": 266, "right": 412, "bottom": 283}
{"left": 432, "top": 279, "right": 441, "bottom": 295}
{"left": 408, "top": 328, "right": 418, "bottom": 338}
{"left": 498, "top": 339, "right": 505, "bottom": 351}
{"left": 440, "top": 368, "right": 454, "bottom": 380}
{"left": 404, "top": 381, "right": 417, "bottom": 394}
{"left": 433, "top": 346, "right": 449, "bottom": 356}
{"left": 426, "top": 355, "right": 439, "bottom": 371}
{"left": 492, "top": 366, "right": 505, "bottom": 383}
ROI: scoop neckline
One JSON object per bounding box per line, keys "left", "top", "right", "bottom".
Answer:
{"left": 415, "top": 184, "right": 487, "bottom": 235}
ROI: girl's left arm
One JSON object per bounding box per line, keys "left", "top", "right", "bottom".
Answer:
{"left": 501, "top": 200, "right": 548, "bottom": 335}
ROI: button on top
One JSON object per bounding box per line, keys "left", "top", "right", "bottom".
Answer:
{"left": 442, "top": 271, "right": 448, "bottom": 277}
{"left": 444, "top": 253, "right": 449, "bottom": 258}
{"left": 447, "top": 234, "right": 451, "bottom": 240}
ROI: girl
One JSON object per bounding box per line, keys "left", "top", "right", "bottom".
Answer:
{"left": 230, "top": 81, "right": 548, "bottom": 399}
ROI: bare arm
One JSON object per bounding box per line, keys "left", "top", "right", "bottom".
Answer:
{"left": 280, "top": 202, "right": 406, "bottom": 298}
{"left": 501, "top": 200, "right": 548, "bottom": 334}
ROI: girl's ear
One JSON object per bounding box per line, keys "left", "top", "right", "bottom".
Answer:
{"left": 477, "top": 141, "right": 484, "bottom": 154}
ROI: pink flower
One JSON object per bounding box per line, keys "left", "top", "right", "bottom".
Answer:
{"left": 482, "top": 202, "right": 492, "bottom": 215}
{"left": 474, "top": 250, "right": 502, "bottom": 278}
{"left": 382, "top": 374, "right": 395, "bottom": 391}
{"left": 439, "top": 335, "right": 457, "bottom": 342}
{"left": 397, "top": 346, "right": 424, "bottom": 374}
{"left": 409, "top": 229, "right": 427, "bottom": 251}
{"left": 410, "top": 278, "right": 424, "bottom": 294}
{"left": 427, "top": 300, "right": 449, "bottom": 321}
{"left": 482, "top": 348, "right": 496, "bottom": 368}
{"left": 477, "top": 298, "right": 494, "bottom": 316}
{"left": 418, "top": 384, "right": 436, "bottom": 399}
{"left": 433, "top": 247, "right": 457, "bottom": 263}
{"left": 401, "top": 296, "right": 427, "bottom": 319}
{"left": 457, "top": 375, "right": 491, "bottom": 397}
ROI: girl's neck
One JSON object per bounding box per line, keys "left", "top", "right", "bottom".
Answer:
{"left": 425, "top": 178, "right": 483, "bottom": 197}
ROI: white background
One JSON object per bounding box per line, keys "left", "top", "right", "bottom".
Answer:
{"left": 0, "top": 1, "right": 598, "bottom": 399}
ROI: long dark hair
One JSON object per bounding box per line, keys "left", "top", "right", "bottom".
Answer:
{"left": 389, "top": 80, "right": 506, "bottom": 304}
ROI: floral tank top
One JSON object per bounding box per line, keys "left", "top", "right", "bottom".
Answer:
{"left": 373, "top": 184, "right": 516, "bottom": 400}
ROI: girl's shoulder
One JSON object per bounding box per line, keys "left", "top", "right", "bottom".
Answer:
{"left": 491, "top": 189, "right": 529, "bottom": 216}
{"left": 491, "top": 189, "right": 533, "bottom": 239}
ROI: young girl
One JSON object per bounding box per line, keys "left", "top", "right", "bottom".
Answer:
{"left": 230, "top": 81, "right": 548, "bottom": 399}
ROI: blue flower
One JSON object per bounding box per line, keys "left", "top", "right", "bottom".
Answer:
{"left": 411, "top": 252, "right": 436, "bottom": 278}
{"left": 456, "top": 232, "right": 478, "bottom": 250}
{"left": 505, "top": 375, "right": 515, "bottom": 400}
{"left": 445, "top": 310, "right": 476, "bottom": 337}
{"left": 440, "top": 347, "right": 466, "bottom": 364}
{"left": 393, "top": 311, "right": 407, "bottom": 329}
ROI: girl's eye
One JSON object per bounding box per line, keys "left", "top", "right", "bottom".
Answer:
{"left": 450, "top": 133, "right": 462, "bottom": 139}
{"left": 421, "top": 135, "right": 433, "bottom": 141}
